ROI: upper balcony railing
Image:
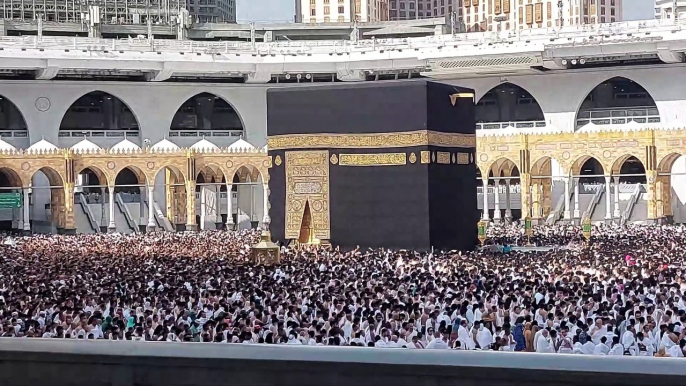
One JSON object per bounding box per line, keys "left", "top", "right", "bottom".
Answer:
{"left": 476, "top": 121, "right": 546, "bottom": 130}
{"left": 576, "top": 107, "right": 660, "bottom": 127}
{"left": 58, "top": 130, "right": 140, "bottom": 138}
{"left": 0, "top": 18, "right": 681, "bottom": 55}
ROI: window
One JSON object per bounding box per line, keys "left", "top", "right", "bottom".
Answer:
{"left": 311, "top": 8, "right": 316, "bottom": 15}
{"left": 391, "top": 0, "right": 396, "bottom": 8}
{"left": 324, "top": 16, "right": 330, "bottom": 22}
{"left": 611, "top": 17, "right": 615, "bottom": 22}
{"left": 337, "top": 15, "right": 345, "bottom": 21}
{"left": 419, "top": 11, "right": 423, "bottom": 16}
{"left": 324, "top": 0, "right": 329, "bottom": 3}
{"left": 611, "top": 8, "right": 615, "bottom": 15}
{"left": 400, "top": 10, "right": 406, "bottom": 17}
{"left": 426, "top": 10, "right": 431, "bottom": 15}
{"left": 410, "top": 10, "right": 415, "bottom": 17}
{"left": 310, "top": 0, "right": 315, "bottom": 4}
{"left": 390, "top": 10, "right": 397, "bottom": 17}
{"left": 338, "top": 5, "right": 344, "bottom": 12}
{"left": 601, "top": 16, "right": 605, "bottom": 22}
{"left": 310, "top": 17, "right": 317, "bottom": 22}
{"left": 400, "top": 2, "right": 405, "bottom": 8}
{"left": 601, "top": 7, "right": 605, "bottom": 15}
{"left": 410, "top": 2, "right": 414, "bottom": 9}
{"left": 418, "top": 2, "right": 423, "bottom": 9}
{"left": 324, "top": 6, "right": 329, "bottom": 14}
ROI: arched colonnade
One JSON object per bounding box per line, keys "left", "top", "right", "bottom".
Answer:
{"left": 0, "top": 146, "right": 270, "bottom": 233}
{"left": 475, "top": 128, "right": 683, "bottom": 224}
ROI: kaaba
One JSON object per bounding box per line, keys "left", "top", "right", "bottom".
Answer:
{"left": 266, "top": 80, "right": 479, "bottom": 251}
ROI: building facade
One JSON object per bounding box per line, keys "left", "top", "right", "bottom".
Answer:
{"left": 655, "top": 0, "right": 686, "bottom": 20}
{"left": 188, "top": 0, "right": 236, "bottom": 23}
{"left": 295, "top": 0, "right": 389, "bottom": 23}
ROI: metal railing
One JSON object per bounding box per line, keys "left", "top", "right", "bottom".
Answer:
{"left": 582, "top": 187, "right": 604, "bottom": 222}
{"left": 546, "top": 180, "right": 574, "bottom": 225}
{"left": 59, "top": 130, "right": 140, "bottom": 138}
{"left": 77, "top": 192, "right": 100, "bottom": 233}
{"left": 115, "top": 192, "right": 140, "bottom": 233}
{"left": 620, "top": 184, "right": 644, "bottom": 226}
{"left": 576, "top": 107, "right": 661, "bottom": 127}
{"left": 169, "top": 130, "right": 243, "bottom": 138}
{"left": 476, "top": 121, "right": 546, "bottom": 130}
{"left": 0, "top": 130, "right": 28, "bottom": 138}
{"left": 476, "top": 184, "right": 522, "bottom": 194}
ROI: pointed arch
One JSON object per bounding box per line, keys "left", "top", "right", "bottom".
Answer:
{"left": 76, "top": 166, "right": 109, "bottom": 195}
{"left": 0, "top": 95, "right": 28, "bottom": 131}
{"left": 572, "top": 156, "right": 605, "bottom": 185}
{"left": 487, "top": 157, "right": 519, "bottom": 181}
{"left": 575, "top": 77, "right": 660, "bottom": 129}
{"left": 475, "top": 82, "right": 545, "bottom": 128}
{"left": 59, "top": 91, "right": 141, "bottom": 137}
{"left": 170, "top": 92, "right": 245, "bottom": 132}
{"left": 0, "top": 167, "right": 23, "bottom": 188}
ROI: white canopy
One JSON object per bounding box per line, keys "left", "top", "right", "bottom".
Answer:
{"left": 71, "top": 138, "right": 101, "bottom": 153}
{"left": 227, "top": 138, "right": 256, "bottom": 152}
{"left": 110, "top": 138, "right": 141, "bottom": 153}
{"left": 151, "top": 138, "right": 180, "bottom": 151}
{"left": 28, "top": 137, "right": 58, "bottom": 152}
{"left": 191, "top": 138, "right": 220, "bottom": 152}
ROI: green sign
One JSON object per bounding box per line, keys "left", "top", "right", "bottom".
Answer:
{"left": 478, "top": 223, "right": 486, "bottom": 236}
{"left": 0, "top": 192, "right": 22, "bottom": 209}
{"left": 582, "top": 218, "right": 592, "bottom": 241}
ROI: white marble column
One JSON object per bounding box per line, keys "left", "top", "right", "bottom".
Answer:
{"left": 262, "top": 183, "right": 271, "bottom": 228}
{"left": 199, "top": 187, "right": 206, "bottom": 231}
{"left": 563, "top": 176, "right": 571, "bottom": 220}
{"left": 505, "top": 180, "right": 512, "bottom": 222}
{"left": 573, "top": 178, "right": 580, "bottom": 219}
{"left": 22, "top": 188, "right": 30, "bottom": 232}
{"left": 108, "top": 186, "right": 116, "bottom": 232}
{"left": 139, "top": 187, "right": 145, "bottom": 228}
{"left": 493, "top": 179, "right": 501, "bottom": 222}
{"left": 604, "top": 175, "right": 612, "bottom": 220}
{"left": 226, "top": 184, "right": 234, "bottom": 230}
{"left": 613, "top": 177, "right": 620, "bottom": 219}
{"left": 482, "top": 178, "right": 490, "bottom": 221}
{"left": 147, "top": 185, "right": 156, "bottom": 230}
{"left": 214, "top": 186, "right": 221, "bottom": 227}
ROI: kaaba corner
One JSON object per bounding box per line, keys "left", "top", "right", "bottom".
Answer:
{"left": 265, "top": 80, "right": 479, "bottom": 251}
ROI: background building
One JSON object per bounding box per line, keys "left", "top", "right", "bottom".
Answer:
{"left": 655, "top": 0, "right": 686, "bottom": 20}
{"left": 188, "top": 0, "right": 236, "bottom": 23}
{"left": 295, "top": 0, "right": 389, "bottom": 23}
{"left": 389, "top": 0, "right": 622, "bottom": 31}
{"left": 390, "top": 0, "right": 461, "bottom": 20}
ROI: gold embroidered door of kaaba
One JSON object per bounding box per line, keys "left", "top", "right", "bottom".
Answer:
{"left": 285, "top": 150, "right": 331, "bottom": 240}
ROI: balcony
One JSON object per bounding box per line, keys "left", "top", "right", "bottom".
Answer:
{"left": 576, "top": 107, "right": 660, "bottom": 128}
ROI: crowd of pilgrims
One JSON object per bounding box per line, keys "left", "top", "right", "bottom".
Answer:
{"left": 0, "top": 224, "right": 686, "bottom": 358}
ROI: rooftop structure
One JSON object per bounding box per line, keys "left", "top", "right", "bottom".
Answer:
{"left": 0, "top": 18, "right": 682, "bottom": 83}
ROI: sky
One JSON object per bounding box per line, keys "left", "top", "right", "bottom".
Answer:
{"left": 237, "top": 0, "right": 654, "bottom": 23}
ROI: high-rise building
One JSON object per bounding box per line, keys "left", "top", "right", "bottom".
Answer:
{"left": 461, "top": 0, "right": 622, "bottom": 33}
{"left": 655, "top": 0, "right": 686, "bottom": 20}
{"left": 188, "top": 0, "right": 237, "bottom": 23}
{"left": 295, "top": 0, "right": 390, "bottom": 23}
{"left": 389, "top": 0, "right": 460, "bottom": 20}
